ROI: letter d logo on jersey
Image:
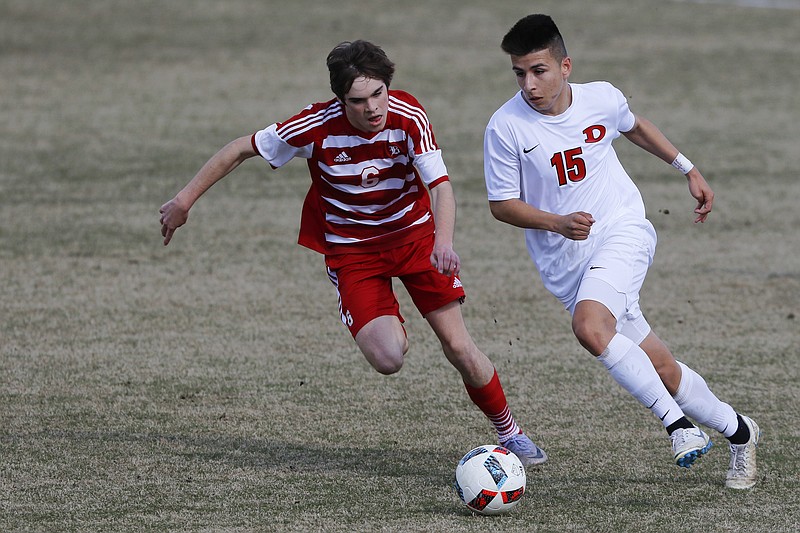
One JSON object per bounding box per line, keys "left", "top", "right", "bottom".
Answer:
{"left": 583, "top": 125, "right": 606, "bottom": 144}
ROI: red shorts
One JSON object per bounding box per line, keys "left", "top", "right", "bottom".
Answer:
{"left": 324, "top": 234, "right": 466, "bottom": 337}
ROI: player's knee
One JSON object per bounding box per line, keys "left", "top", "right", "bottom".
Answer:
{"left": 368, "top": 351, "right": 404, "bottom": 375}
{"left": 356, "top": 317, "right": 408, "bottom": 375}
{"left": 361, "top": 342, "right": 405, "bottom": 375}
{"left": 572, "top": 318, "right": 609, "bottom": 356}
{"left": 572, "top": 301, "right": 617, "bottom": 356}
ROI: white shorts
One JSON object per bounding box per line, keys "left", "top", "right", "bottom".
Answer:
{"left": 569, "top": 219, "right": 657, "bottom": 344}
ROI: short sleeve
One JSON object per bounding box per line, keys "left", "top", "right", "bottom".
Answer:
{"left": 413, "top": 149, "right": 449, "bottom": 186}
{"left": 252, "top": 123, "right": 313, "bottom": 168}
{"left": 483, "top": 121, "right": 521, "bottom": 201}
{"left": 614, "top": 87, "right": 636, "bottom": 133}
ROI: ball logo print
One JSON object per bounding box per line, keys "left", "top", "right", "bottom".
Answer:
{"left": 454, "top": 445, "right": 526, "bottom": 515}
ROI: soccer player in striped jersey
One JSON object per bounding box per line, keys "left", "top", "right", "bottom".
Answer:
{"left": 483, "top": 15, "right": 759, "bottom": 488}
{"left": 159, "top": 40, "right": 546, "bottom": 466}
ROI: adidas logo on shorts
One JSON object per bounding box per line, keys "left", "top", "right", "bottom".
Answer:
{"left": 452, "top": 277, "right": 463, "bottom": 289}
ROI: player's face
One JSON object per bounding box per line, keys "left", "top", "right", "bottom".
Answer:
{"left": 510, "top": 48, "right": 572, "bottom": 116}
{"left": 342, "top": 76, "right": 389, "bottom": 132}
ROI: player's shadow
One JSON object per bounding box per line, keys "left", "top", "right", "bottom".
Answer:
{"left": 15, "top": 428, "right": 464, "bottom": 517}
{"left": 38, "top": 428, "right": 450, "bottom": 481}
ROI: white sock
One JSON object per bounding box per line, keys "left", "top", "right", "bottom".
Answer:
{"left": 599, "top": 334, "right": 685, "bottom": 428}
{"left": 673, "top": 361, "right": 739, "bottom": 437}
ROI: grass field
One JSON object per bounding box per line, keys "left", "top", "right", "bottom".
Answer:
{"left": 2, "top": 0, "right": 799, "bottom": 531}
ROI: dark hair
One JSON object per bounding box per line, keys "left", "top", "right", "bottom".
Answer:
{"left": 501, "top": 14, "right": 567, "bottom": 60}
{"left": 326, "top": 40, "right": 395, "bottom": 100}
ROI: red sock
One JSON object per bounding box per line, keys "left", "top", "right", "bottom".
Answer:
{"left": 464, "top": 369, "right": 521, "bottom": 443}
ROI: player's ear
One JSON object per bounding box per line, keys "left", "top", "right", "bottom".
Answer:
{"left": 561, "top": 56, "right": 572, "bottom": 77}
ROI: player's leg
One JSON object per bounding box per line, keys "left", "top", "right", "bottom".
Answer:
{"left": 425, "top": 300, "right": 547, "bottom": 466}
{"left": 637, "top": 331, "right": 760, "bottom": 488}
{"left": 621, "top": 309, "right": 751, "bottom": 442}
{"left": 634, "top": 330, "right": 681, "bottom": 394}
{"left": 397, "top": 235, "right": 546, "bottom": 466}
{"left": 572, "top": 293, "right": 710, "bottom": 467}
{"left": 638, "top": 332, "right": 735, "bottom": 430}
{"left": 355, "top": 315, "right": 408, "bottom": 375}
{"left": 325, "top": 254, "right": 408, "bottom": 375}
{"left": 425, "top": 300, "right": 494, "bottom": 387}
{"left": 572, "top": 221, "right": 713, "bottom": 467}
{"left": 572, "top": 296, "right": 687, "bottom": 429}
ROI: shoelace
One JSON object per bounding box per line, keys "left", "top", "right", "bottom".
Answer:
{"left": 671, "top": 429, "right": 691, "bottom": 447}
{"left": 732, "top": 445, "right": 751, "bottom": 472}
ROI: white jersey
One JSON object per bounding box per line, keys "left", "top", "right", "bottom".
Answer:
{"left": 484, "top": 81, "right": 653, "bottom": 304}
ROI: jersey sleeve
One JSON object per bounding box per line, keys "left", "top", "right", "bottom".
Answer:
{"left": 252, "top": 123, "right": 313, "bottom": 169}
{"left": 391, "top": 91, "right": 449, "bottom": 187}
{"left": 413, "top": 149, "right": 449, "bottom": 188}
{"left": 612, "top": 84, "right": 636, "bottom": 133}
{"left": 483, "top": 119, "right": 521, "bottom": 201}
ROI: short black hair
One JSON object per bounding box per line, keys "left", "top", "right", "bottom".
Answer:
{"left": 501, "top": 14, "right": 567, "bottom": 60}
{"left": 326, "top": 40, "right": 395, "bottom": 101}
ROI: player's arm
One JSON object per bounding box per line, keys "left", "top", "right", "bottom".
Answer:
{"left": 484, "top": 121, "right": 592, "bottom": 240}
{"left": 159, "top": 135, "right": 258, "bottom": 245}
{"left": 622, "top": 115, "right": 714, "bottom": 223}
{"left": 429, "top": 180, "right": 460, "bottom": 276}
{"left": 489, "top": 199, "right": 594, "bottom": 241}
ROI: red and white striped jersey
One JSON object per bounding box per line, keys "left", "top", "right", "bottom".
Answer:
{"left": 251, "top": 90, "right": 449, "bottom": 255}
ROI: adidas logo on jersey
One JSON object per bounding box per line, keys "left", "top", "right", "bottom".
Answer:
{"left": 333, "top": 151, "right": 351, "bottom": 163}
{"left": 452, "top": 277, "right": 463, "bottom": 289}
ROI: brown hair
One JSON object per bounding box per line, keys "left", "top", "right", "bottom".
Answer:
{"left": 326, "top": 40, "right": 395, "bottom": 100}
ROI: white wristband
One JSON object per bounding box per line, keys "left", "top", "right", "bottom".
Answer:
{"left": 671, "top": 153, "right": 694, "bottom": 174}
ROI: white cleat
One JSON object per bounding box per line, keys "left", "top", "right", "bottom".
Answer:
{"left": 726, "top": 415, "right": 761, "bottom": 489}
{"left": 670, "top": 427, "right": 712, "bottom": 468}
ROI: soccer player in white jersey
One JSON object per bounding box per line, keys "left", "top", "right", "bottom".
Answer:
{"left": 159, "top": 40, "right": 546, "bottom": 466}
{"left": 483, "top": 15, "right": 760, "bottom": 488}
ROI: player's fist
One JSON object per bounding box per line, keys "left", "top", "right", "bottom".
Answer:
{"left": 430, "top": 243, "right": 461, "bottom": 277}
{"left": 558, "top": 211, "right": 595, "bottom": 241}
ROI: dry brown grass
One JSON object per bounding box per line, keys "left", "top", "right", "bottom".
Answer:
{"left": 2, "top": 1, "right": 799, "bottom": 531}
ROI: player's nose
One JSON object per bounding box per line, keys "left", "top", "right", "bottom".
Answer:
{"left": 523, "top": 73, "right": 537, "bottom": 91}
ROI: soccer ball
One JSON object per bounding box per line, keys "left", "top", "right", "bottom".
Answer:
{"left": 454, "top": 445, "right": 526, "bottom": 515}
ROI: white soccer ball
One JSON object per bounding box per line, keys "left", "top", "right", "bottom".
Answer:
{"left": 454, "top": 445, "right": 526, "bottom": 515}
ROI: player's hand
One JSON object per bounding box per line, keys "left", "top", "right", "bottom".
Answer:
{"left": 557, "top": 212, "right": 595, "bottom": 240}
{"left": 431, "top": 242, "right": 461, "bottom": 277}
{"left": 159, "top": 197, "right": 190, "bottom": 246}
{"left": 686, "top": 169, "right": 714, "bottom": 223}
